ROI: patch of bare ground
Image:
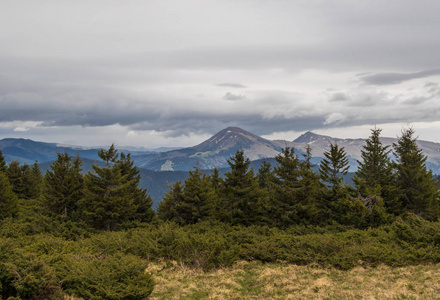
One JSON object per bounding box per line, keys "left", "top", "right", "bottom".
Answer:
{"left": 148, "top": 261, "right": 440, "bottom": 299}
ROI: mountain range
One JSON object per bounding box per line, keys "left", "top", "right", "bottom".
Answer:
{"left": 2, "top": 127, "right": 440, "bottom": 174}
{"left": 3, "top": 127, "right": 440, "bottom": 206}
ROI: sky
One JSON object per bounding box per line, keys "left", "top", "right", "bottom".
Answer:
{"left": 1, "top": 0, "right": 440, "bottom": 148}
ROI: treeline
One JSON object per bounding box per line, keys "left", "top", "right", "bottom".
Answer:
{"left": 158, "top": 127, "right": 439, "bottom": 227}
{"left": 0, "top": 127, "right": 438, "bottom": 231}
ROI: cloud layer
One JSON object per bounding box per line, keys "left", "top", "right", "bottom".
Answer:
{"left": 1, "top": 0, "right": 440, "bottom": 146}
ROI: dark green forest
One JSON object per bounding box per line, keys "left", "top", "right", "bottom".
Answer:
{"left": 1, "top": 127, "right": 440, "bottom": 299}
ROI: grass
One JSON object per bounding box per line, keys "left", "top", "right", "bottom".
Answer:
{"left": 147, "top": 261, "right": 440, "bottom": 299}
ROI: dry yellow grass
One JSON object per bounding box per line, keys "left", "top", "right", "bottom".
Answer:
{"left": 147, "top": 260, "right": 440, "bottom": 299}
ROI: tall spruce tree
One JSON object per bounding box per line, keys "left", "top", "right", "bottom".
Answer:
{"left": 319, "top": 143, "right": 349, "bottom": 192}
{"left": 296, "top": 145, "right": 323, "bottom": 224}
{"left": 0, "top": 171, "right": 18, "bottom": 219}
{"left": 180, "top": 166, "right": 214, "bottom": 224}
{"left": 0, "top": 149, "right": 6, "bottom": 173}
{"left": 114, "top": 152, "right": 155, "bottom": 223}
{"left": 157, "top": 181, "right": 184, "bottom": 223}
{"left": 7, "top": 160, "right": 25, "bottom": 198}
{"left": 82, "top": 145, "right": 154, "bottom": 230}
{"left": 393, "top": 128, "right": 439, "bottom": 219}
{"left": 319, "top": 143, "right": 353, "bottom": 224}
{"left": 43, "top": 153, "right": 84, "bottom": 218}
{"left": 269, "top": 147, "right": 302, "bottom": 226}
{"left": 30, "top": 161, "right": 43, "bottom": 199}
{"left": 257, "top": 160, "right": 273, "bottom": 189}
{"left": 353, "top": 128, "right": 394, "bottom": 196}
{"left": 353, "top": 127, "right": 397, "bottom": 217}
{"left": 221, "top": 150, "right": 260, "bottom": 225}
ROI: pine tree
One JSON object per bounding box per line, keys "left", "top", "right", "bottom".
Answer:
{"left": 319, "top": 143, "right": 349, "bottom": 192}
{"left": 43, "top": 153, "right": 84, "bottom": 218}
{"left": 0, "top": 149, "right": 6, "bottom": 173}
{"left": 353, "top": 127, "right": 397, "bottom": 216}
{"left": 206, "top": 168, "right": 223, "bottom": 222}
{"left": 81, "top": 145, "right": 153, "bottom": 230}
{"left": 20, "top": 164, "right": 34, "bottom": 199}
{"left": 157, "top": 181, "right": 184, "bottom": 223}
{"left": 0, "top": 171, "right": 18, "bottom": 219}
{"left": 221, "top": 150, "right": 261, "bottom": 225}
{"left": 319, "top": 143, "right": 352, "bottom": 224}
{"left": 114, "top": 152, "right": 155, "bottom": 223}
{"left": 269, "top": 147, "right": 302, "bottom": 226}
{"left": 7, "top": 160, "right": 25, "bottom": 198}
{"left": 209, "top": 167, "right": 222, "bottom": 191}
{"left": 393, "top": 128, "right": 439, "bottom": 219}
{"left": 257, "top": 160, "right": 273, "bottom": 189}
{"left": 29, "top": 161, "right": 43, "bottom": 198}
{"left": 176, "top": 166, "right": 214, "bottom": 224}
{"left": 296, "top": 145, "right": 323, "bottom": 224}
{"left": 353, "top": 128, "right": 394, "bottom": 193}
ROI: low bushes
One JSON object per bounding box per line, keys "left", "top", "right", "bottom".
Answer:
{"left": 2, "top": 213, "right": 440, "bottom": 298}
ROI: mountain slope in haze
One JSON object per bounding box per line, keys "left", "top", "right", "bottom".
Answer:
{"left": 132, "top": 127, "right": 284, "bottom": 171}
{"left": 274, "top": 131, "right": 440, "bottom": 174}
{"left": 0, "top": 138, "right": 102, "bottom": 164}
{"left": 3, "top": 127, "right": 440, "bottom": 174}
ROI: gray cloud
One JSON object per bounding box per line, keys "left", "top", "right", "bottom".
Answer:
{"left": 329, "top": 92, "right": 349, "bottom": 102}
{"left": 216, "top": 83, "right": 247, "bottom": 88}
{"left": 2, "top": 1, "right": 440, "bottom": 146}
{"left": 360, "top": 69, "right": 440, "bottom": 86}
{"left": 223, "top": 92, "right": 246, "bottom": 101}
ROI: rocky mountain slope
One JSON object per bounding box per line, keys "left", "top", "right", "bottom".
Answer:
{"left": 132, "top": 127, "right": 283, "bottom": 171}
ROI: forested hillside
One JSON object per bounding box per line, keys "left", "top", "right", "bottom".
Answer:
{"left": 1, "top": 127, "right": 440, "bottom": 299}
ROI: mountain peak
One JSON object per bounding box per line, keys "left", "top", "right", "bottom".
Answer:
{"left": 293, "top": 131, "right": 330, "bottom": 143}
{"left": 191, "top": 127, "right": 281, "bottom": 158}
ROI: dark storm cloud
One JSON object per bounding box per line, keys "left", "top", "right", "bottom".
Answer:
{"left": 216, "top": 83, "right": 247, "bottom": 88}
{"left": 360, "top": 69, "right": 440, "bottom": 86}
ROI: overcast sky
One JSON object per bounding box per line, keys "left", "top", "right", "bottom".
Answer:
{"left": 1, "top": 0, "right": 440, "bottom": 148}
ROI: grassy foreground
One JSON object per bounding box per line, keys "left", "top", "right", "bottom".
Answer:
{"left": 148, "top": 261, "right": 440, "bottom": 299}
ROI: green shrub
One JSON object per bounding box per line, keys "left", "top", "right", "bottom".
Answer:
{"left": 55, "top": 253, "right": 154, "bottom": 300}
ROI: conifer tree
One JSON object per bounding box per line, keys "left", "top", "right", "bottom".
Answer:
{"left": 0, "top": 171, "right": 18, "bottom": 219}
{"left": 82, "top": 145, "right": 154, "bottom": 230}
{"left": 319, "top": 143, "right": 352, "bottom": 223}
{"left": 0, "top": 149, "right": 6, "bottom": 173}
{"left": 393, "top": 128, "right": 439, "bottom": 219}
{"left": 157, "top": 181, "right": 184, "bottom": 223}
{"left": 319, "top": 143, "right": 349, "bottom": 192}
{"left": 206, "top": 167, "right": 223, "bottom": 221}
{"left": 257, "top": 160, "right": 273, "bottom": 189}
{"left": 221, "top": 150, "right": 260, "bottom": 225}
{"left": 44, "top": 153, "right": 84, "bottom": 218}
{"left": 178, "top": 166, "right": 214, "bottom": 224}
{"left": 30, "top": 161, "right": 43, "bottom": 198}
{"left": 114, "top": 152, "right": 155, "bottom": 222}
{"left": 20, "top": 164, "right": 34, "bottom": 199}
{"left": 209, "top": 167, "right": 222, "bottom": 191}
{"left": 269, "top": 147, "right": 302, "bottom": 226}
{"left": 353, "top": 127, "right": 397, "bottom": 217}
{"left": 353, "top": 128, "right": 394, "bottom": 194}
{"left": 7, "top": 160, "right": 25, "bottom": 198}
{"left": 296, "top": 145, "right": 323, "bottom": 224}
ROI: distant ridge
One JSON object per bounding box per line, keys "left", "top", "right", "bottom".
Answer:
{"left": 2, "top": 127, "right": 440, "bottom": 174}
